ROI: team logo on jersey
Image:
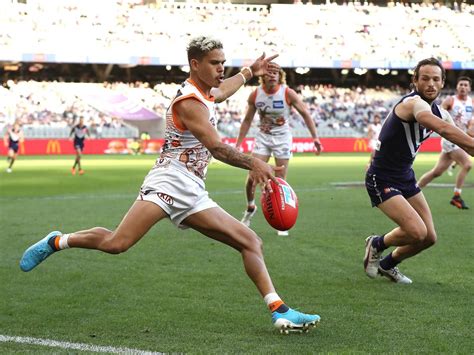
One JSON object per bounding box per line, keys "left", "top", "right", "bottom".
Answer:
{"left": 256, "top": 102, "right": 266, "bottom": 108}
{"left": 157, "top": 192, "right": 174, "bottom": 205}
{"left": 466, "top": 106, "right": 472, "bottom": 112}
{"left": 273, "top": 100, "right": 284, "bottom": 109}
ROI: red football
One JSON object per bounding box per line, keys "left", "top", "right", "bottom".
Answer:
{"left": 260, "top": 177, "right": 298, "bottom": 231}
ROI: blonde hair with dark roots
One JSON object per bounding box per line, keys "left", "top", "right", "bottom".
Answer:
{"left": 187, "top": 36, "right": 223, "bottom": 63}
{"left": 259, "top": 68, "right": 286, "bottom": 86}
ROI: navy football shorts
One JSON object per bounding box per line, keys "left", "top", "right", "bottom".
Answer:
{"left": 365, "top": 169, "right": 421, "bottom": 207}
{"left": 74, "top": 140, "right": 84, "bottom": 151}
{"left": 9, "top": 142, "right": 19, "bottom": 153}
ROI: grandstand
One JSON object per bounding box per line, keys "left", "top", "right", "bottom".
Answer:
{"left": 0, "top": 0, "right": 472, "bottom": 139}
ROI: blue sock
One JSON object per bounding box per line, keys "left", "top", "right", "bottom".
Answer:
{"left": 47, "top": 236, "right": 59, "bottom": 251}
{"left": 371, "top": 235, "right": 387, "bottom": 252}
{"left": 380, "top": 252, "right": 400, "bottom": 270}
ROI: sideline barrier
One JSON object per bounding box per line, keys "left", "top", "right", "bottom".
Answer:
{"left": 0, "top": 137, "right": 443, "bottom": 155}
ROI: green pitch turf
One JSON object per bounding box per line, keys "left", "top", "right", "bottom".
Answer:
{"left": 1, "top": 153, "right": 472, "bottom": 354}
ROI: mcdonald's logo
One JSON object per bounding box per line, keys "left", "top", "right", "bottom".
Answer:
{"left": 353, "top": 138, "right": 368, "bottom": 152}
{"left": 46, "top": 140, "right": 61, "bottom": 154}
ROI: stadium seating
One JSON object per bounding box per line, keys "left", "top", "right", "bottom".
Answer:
{"left": 1, "top": 80, "right": 457, "bottom": 139}
{"left": 1, "top": 1, "right": 472, "bottom": 66}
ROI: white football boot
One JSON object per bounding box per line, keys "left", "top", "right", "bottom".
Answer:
{"left": 364, "top": 235, "right": 383, "bottom": 278}
{"left": 378, "top": 266, "right": 412, "bottom": 284}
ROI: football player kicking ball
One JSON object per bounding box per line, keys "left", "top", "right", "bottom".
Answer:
{"left": 20, "top": 36, "right": 320, "bottom": 333}
{"left": 364, "top": 58, "right": 474, "bottom": 284}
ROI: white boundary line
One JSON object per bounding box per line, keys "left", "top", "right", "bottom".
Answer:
{"left": 0, "top": 335, "right": 162, "bottom": 354}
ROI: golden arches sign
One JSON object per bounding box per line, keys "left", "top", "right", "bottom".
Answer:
{"left": 353, "top": 138, "right": 368, "bottom": 152}
{"left": 46, "top": 140, "right": 61, "bottom": 154}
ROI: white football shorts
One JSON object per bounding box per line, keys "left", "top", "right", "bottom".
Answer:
{"left": 369, "top": 139, "right": 378, "bottom": 151}
{"left": 441, "top": 137, "right": 462, "bottom": 154}
{"left": 253, "top": 130, "right": 292, "bottom": 159}
{"left": 137, "top": 167, "right": 218, "bottom": 229}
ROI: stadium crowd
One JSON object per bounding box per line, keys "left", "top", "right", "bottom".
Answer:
{"left": 0, "top": 1, "right": 471, "bottom": 139}
{"left": 0, "top": 79, "right": 460, "bottom": 139}
{"left": 0, "top": 0, "right": 472, "bottom": 65}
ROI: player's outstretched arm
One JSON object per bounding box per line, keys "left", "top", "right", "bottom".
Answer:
{"left": 399, "top": 97, "right": 474, "bottom": 156}
{"left": 211, "top": 53, "right": 279, "bottom": 103}
{"left": 287, "top": 88, "right": 322, "bottom": 155}
{"left": 175, "top": 98, "right": 280, "bottom": 189}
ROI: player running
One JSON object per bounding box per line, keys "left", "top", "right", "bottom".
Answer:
{"left": 363, "top": 58, "right": 474, "bottom": 284}
{"left": 20, "top": 36, "right": 320, "bottom": 334}
{"left": 235, "top": 66, "right": 322, "bottom": 236}
{"left": 70, "top": 117, "right": 90, "bottom": 175}
{"left": 418, "top": 76, "right": 473, "bottom": 209}
{"left": 4, "top": 122, "right": 24, "bottom": 173}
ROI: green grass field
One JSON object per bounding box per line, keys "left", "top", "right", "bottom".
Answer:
{"left": 1, "top": 153, "right": 473, "bottom": 354}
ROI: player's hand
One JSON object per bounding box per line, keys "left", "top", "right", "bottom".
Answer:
{"left": 250, "top": 53, "right": 279, "bottom": 77}
{"left": 250, "top": 159, "right": 285, "bottom": 193}
{"left": 249, "top": 160, "right": 282, "bottom": 193}
{"left": 314, "top": 138, "right": 323, "bottom": 155}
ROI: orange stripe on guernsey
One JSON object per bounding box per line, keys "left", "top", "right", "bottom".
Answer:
{"left": 187, "top": 79, "right": 215, "bottom": 101}
{"left": 268, "top": 300, "right": 284, "bottom": 312}
{"left": 54, "top": 236, "right": 60, "bottom": 250}
{"left": 172, "top": 94, "right": 207, "bottom": 131}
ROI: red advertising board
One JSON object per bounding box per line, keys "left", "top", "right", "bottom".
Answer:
{"left": 0, "top": 137, "right": 443, "bottom": 156}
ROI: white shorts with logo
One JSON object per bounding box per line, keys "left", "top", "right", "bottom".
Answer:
{"left": 137, "top": 167, "right": 218, "bottom": 229}
{"left": 253, "top": 130, "right": 292, "bottom": 159}
{"left": 441, "top": 138, "right": 462, "bottom": 154}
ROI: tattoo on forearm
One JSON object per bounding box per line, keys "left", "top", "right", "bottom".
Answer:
{"left": 212, "top": 144, "right": 253, "bottom": 170}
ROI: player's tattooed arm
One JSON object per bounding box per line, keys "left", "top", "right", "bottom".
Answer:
{"left": 210, "top": 142, "right": 253, "bottom": 169}
{"left": 176, "top": 98, "right": 280, "bottom": 184}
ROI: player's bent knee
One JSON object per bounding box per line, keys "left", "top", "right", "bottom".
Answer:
{"left": 423, "top": 234, "right": 437, "bottom": 248}
{"left": 406, "top": 224, "right": 428, "bottom": 243}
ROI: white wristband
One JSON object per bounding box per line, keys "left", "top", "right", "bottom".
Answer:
{"left": 238, "top": 72, "right": 246, "bottom": 84}
{"left": 242, "top": 66, "right": 253, "bottom": 77}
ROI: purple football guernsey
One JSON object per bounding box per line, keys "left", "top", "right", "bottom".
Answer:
{"left": 369, "top": 91, "right": 441, "bottom": 178}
